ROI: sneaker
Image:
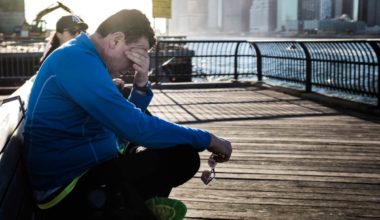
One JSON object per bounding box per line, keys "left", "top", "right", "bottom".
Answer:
{"left": 145, "top": 197, "right": 187, "bottom": 220}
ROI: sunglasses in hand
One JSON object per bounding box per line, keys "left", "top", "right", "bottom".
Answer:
{"left": 201, "top": 154, "right": 218, "bottom": 185}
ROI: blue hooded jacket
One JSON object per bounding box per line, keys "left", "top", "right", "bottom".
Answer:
{"left": 23, "top": 33, "right": 211, "bottom": 190}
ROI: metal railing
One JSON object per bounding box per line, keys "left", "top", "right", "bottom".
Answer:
{"left": 250, "top": 40, "right": 380, "bottom": 96}
{"left": 0, "top": 40, "right": 44, "bottom": 86}
{"left": 0, "top": 39, "right": 379, "bottom": 107}
{"left": 154, "top": 40, "right": 255, "bottom": 82}
{"left": 153, "top": 39, "right": 380, "bottom": 106}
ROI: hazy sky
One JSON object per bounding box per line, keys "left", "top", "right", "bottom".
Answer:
{"left": 24, "top": 0, "right": 166, "bottom": 33}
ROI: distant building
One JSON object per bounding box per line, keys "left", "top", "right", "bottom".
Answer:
{"left": 169, "top": 0, "right": 251, "bottom": 35}
{"left": 304, "top": 19, "right": 365, "bottom": 34}
{"left": 169, "top": 0, "right": 208, "bottom": 35}
{"left": 167, "top": 0, "right": 377, "bottom": 36}
{"left": 331, "top": 0, "right": 360, "bottom": 19}
{"left": 358, "top": 0, "right": 380, "bottom": 27}
{"left": 249, "top": 0, "right": 277, "bottom": 32}
{"left": 282, "top": 0, "right": 371, "bottom": 35}
{"left": 276, "top": 0, "right": 298, "bottom": 31}
{"left": 223, "top": 0, "right": 251, "bottom": 33}
{"left": 0, "top": 0, "right": 25, "bottom": 34}
{"left": 320, "top": 0, "right": 333, "bottom": 19}
{"left": 299, "top": 0, "right": 321, "bottom": 20}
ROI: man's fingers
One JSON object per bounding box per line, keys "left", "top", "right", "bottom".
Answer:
{"left": 126, "top": 52, "right": 144, "bottom": 65}
{"left": 126, "top": 51, "right": 149, "bottom": 74}
{"left": 207, "top": 134, "right": 233, "bottom": 163}
{"left": 127, "top": 49, "right": 149, "bottom": 61}
{"left": 133, "top": 64, "right": 147, "bottom": 75}
{"left": 211, "top": 145, "right": 232, "bottom": 163}
{"left": 214, "top": 152, "right": 231, "bottom": 163}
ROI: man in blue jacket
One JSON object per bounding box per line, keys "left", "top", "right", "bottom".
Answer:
{"left": 24, "top": 9, "right": 232, "bottom": 219}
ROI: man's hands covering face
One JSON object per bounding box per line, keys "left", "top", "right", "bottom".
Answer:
{"left": 125, "top": 48, "right": 150, "bottom": 87}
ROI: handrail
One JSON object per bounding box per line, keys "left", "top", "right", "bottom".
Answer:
{"left": 1, "top": 39, "right": 379, "bottom": 107}
{"left": 153, "top": 39, "right": 379, "bottom": 107}
{"left": 299, "top": 42, "right": 312, "bottom": 92}
{"left": 233, "top": 42, "right": 241, "bottom": 81}
{"left": 368, "top": 42, "right": 380, "bottom": 107}
{"left": 250, "top": 43, "right": 262, "bottom": 81}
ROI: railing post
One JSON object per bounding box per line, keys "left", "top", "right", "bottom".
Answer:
{"left": 299, "top": 42, "right": 312, "bottom": 93}
{"left": 250, "top": 42, "right": 262, "bottom": 81}
{"left": 368, "top": 41, "right": 380, "bottom": 108}
{"left": 155, "top": 41, "right": 161, "bottom": 83}
{"left": 234, "top": 42, "right": 241, "bottom": 81}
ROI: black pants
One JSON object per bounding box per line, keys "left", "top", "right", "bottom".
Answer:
{"left": 38, "top": 145, "right": 200, "bottom": 219}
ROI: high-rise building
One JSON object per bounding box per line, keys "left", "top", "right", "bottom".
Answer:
{"left": 320, "top": 0, "right": 333, "bottom": 19}
{"left": 342, "top": 0, "right": 353, "bottom": 18}
{"left": 218, "top": 0, "right": 251, "bottom": 33}
{"left": 169, "top": 0, "right": 208, "bottom": 35}
{"left": 0, "top": 0, "right": 25, "bottom": 34}
{"left": 249, "top": 0, "right": 277, "bottom": 32}
{"left": 276, "top": 0, "right": 298, "bottom": 31}
{"left": 358, "top": 0, "right": 380, "bottom": 27}
{"left": 298, "top": 0, "right": 321, "bottom": 20}
{"left": 169, "top": 0, "right": 251, "bottom": 35}
{"left": 331, "top": 0, "right": 359, "bottom": 19}
{"left": 207, "top": 0, "right": 222, "bottom": 32}
{"left": 0, "top": 0, "right": 23, "bottom": 12}
{"left": 167, "top": 0, "right": 377, "bottom": 36}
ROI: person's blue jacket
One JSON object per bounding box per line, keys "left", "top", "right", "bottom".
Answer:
{"left": 23, "top": 33, "right": 211, "bottom": 190}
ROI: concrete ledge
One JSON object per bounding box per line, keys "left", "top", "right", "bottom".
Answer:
{"left": 151, "top": 81, "right": 254, "bottom": 90}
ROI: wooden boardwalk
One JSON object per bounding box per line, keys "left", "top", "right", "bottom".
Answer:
{"left": 147, "top": 85, "right": 380, "bottom": 220}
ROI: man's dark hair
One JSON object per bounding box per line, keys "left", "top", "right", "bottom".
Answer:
{"left": 96, "top": 9, "right": 156, "bottom": 48}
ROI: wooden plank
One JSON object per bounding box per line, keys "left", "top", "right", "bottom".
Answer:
{"left": 172, "top": 190, "right": 380, "bottom": 210}
{"left": 1, "top": 84, "right": 378, "bottom": 219}
{"left": 147, "top": 86, "right": 380, "bottom": 220}
{"left": 181, "top": 201, "right": 380, "bottom": 220}
{"left": 177, "top": 179, "right": 380, "bottom": 196}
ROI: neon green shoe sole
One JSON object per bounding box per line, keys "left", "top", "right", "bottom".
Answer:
{"left": 145, "top": 197, "right": 187, "bottom": 220}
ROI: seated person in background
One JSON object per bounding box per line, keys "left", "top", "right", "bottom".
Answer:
{"left": 39, "top": 15, "right": 88, "bottom": 65}
{"left": 23, "top": 9, "right": 232, "bottom": 219}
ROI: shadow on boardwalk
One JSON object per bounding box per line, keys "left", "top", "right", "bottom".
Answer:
{"left": 148, "top": 85, "right": 380, "bottom": 220}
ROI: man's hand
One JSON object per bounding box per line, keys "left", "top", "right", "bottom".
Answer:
{"left": 207, "top": 134, "right": 232, "bottom": 163}
{"left": 125, "top": 48, "right": 150, "bottom": 87}
{"left": 112, "top": 78, "right": 125, "bottom": 93}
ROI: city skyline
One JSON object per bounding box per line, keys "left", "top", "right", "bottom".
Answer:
{"left": 168, "top": 0, "right": 380, "bottom": 37}
{"left": 0, "top": 0, "right": 379, "bottom": 37}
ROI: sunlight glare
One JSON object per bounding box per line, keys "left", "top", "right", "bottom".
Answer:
{"left": 24, "top": 0, "right": 166, "bottom": 34}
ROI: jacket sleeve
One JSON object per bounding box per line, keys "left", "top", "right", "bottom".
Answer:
{"left": 128, "top": 87, "right": 153, "bottom": 111}
{"left": 55, "top": 51, "right": 211, "bottom": 151}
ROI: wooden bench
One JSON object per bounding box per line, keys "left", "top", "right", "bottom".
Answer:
{"left": 0, "top": 119, "right": 35, "bottom": 219}
{"left": 0, "top": 78, "right": 149, "bottom": 219}
{"left": 0, "top": 79, "right": 36, "bottom": 219}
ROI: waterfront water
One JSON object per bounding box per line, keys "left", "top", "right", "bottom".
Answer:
{"left": 187, "top": 41, "right": 378, "bottom": 106}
